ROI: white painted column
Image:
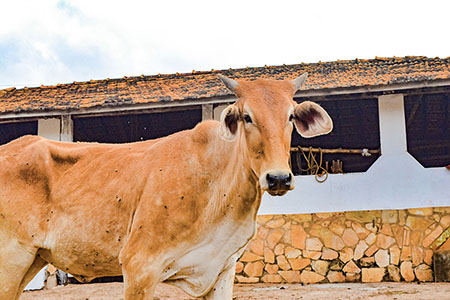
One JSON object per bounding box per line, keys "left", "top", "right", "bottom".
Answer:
{"left": 60, "top": 115, "right": 73, "bottom": 142}
{"left": 202, "top": 104, "right": 213, "bottom": 121}
{"left": 37, "top": 118, "right": 61, "bottom": 141}
{"left": 378, "top": 94, "right": 408, "bottom": 155}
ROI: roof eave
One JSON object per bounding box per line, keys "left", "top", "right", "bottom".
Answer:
{"left": 1, "top": 78, "right": 450, "bottom": 122}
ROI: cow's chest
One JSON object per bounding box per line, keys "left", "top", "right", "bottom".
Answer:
{"left": 161, "top": 215, "right": 256, "bottom": 297}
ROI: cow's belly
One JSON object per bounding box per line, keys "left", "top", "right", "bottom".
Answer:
{"left": 161, "top": 218, "right": 256, "bottom": 297}
{"left": 39, "top": 217, "right": 126, "bottom": 280}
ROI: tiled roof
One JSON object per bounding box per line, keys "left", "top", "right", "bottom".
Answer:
{"left": 1, "top": 56, "right": 450, "bottom": 115}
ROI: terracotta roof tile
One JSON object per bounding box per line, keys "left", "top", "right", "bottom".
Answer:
{"left": 1, "top": 56, "right": 450, "bottom": 115}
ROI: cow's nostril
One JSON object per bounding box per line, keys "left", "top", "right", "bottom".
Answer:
{"left": 266, "top": 173, "right": 291, "bottom": 190}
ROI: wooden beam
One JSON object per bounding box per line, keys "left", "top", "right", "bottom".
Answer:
{"left": 406, "top": 95, "right": 423, "bottom": 128}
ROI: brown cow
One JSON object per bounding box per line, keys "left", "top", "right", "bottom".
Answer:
{"left": 0, "top": 73, "right": 332, "bottom": 300}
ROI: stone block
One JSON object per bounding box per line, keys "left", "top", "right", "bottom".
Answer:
{"left": 401, "top": 246, "right": 412, "bottom": 261}
{"left": 257, "top": 215, "right": 274, "bottom": 224}
{"left": 440, "top": 215, "right": 450, "bottom": 228}
{"left": 343, "top": 260, "right": 361, "bottom": 274}
{"left": 380, "top": 224, "right": 393, "bottom": 236}
{"left": 302, "top": 250, "right": 322, "bottom": 260}
{"left": 390, "top": 246, "right": 401, "bottom": 265}
{"left": 311, "top": 260, "right": 329, "bottom": 276}
{"left": 285, "top": 247, "right": 302, "bottom": 259}
{"left": 387, "top": 265, "right": 401, "bottom": 282}
{"left": 375, "top": 249, "right": 389, "bottom": 268}
{"left": 288, "top": 257, "right": 310, "bottom": 271}
{"left": 327, "top": 271, "right": 345, "bottom": 283}
{"left": 257, "top": 226, "right": 269, "bottom": 240}
{"left": 406, "top": 216, "right": 433, "bottom": 231}
{"left": 361, "top": 268, "right": 385, "bottom": 282}
{"left": 345, "top": 211, "right": 380, "bottom": 223}
{"left": 317, "top": 228, "right": 344, "bottom": 251}
{"left": 274, "top": 243, "right": 285, "bottom": 256}
{"left": 300, "top": 270, "right": 325, "bottom": 284}
{"left": 365, "top": 244, "right": 379, "bottom": 257}
{"left": 352, "top": 222, "right": 369, "bottom": 239}
{"left": 240, "top": 251, "right": 263, "bottom": 262}
{"left": 434, "top": 207, "right": 450, "bottom": 214}
{"left": 265, "top": 264, "right": 279, "bottom": 274}
{"left": 423, "top": 225, "right": 444, "bottom": 247}
{"left": 236, "top": 275, "right": 260, "bottom": 283}
{"left": 424, "top": 249, "right": 433, "bottom": 265}
{"left": 249, "top": 239, "right": 264, "bottom": 256}
{"left": 376, "top": 234, "right": 395, "bottom": 249}
{"left": 244, "top": 261, "right": 264, "bottom": 277}
{"left": 400, "top": 261, "right": 415, "bottom": 282}
{"left": 276, "top": 255, "right": 291, "bottom": 271}
{"left": 322, "top": 247, "right": 339, "bottom": 260}
{"left": 288, "top": 214, "right": 313, "bottom": 223}
{"left": 267, "top": 229, "right": 284, "bottom": 249}
{"left": 415, "top": 264, "right": 433, "bottom": 282}
{"left": 279, "top": 270, "right": 301, "bottom": 283}
{"left": 266, "top": 217, "right": 286, "bottom": 228}
{"left": 291, "top": 224, "right": 306, "bottom": 249}
{"left": 235, "top": 262, "right": 244, "bottom": 273}
{"left": 382, "top": 210, "right": 398, "bottom": 223}
{"left": 342, "top": 228, "right": 359, "bottom": 247}
{"left": 264, "top": 248, "right": 275, "bottom": 264}
{"left": 306, "top": 237, "right": 323, "bottom": 251}
{"left": 262, "top": 274, "right": 282, "bottom": 283}
{"left": 412, "top": 246, "right": 424, "bottom": 266}
{"left": 345, "top": 273, "right": 360, "bottom": 282}
{"left": 354, "top": 240, "right": 369, "bottom": 261}
{"left": 329, "top": 218, "right": 346, "bottom": 235}
{"left": 365, "top": 233, "right": 377, "bottom": 245}
{"left": 339, "top": 248, "right": 354, "bottom": 263}
{"left": 391, "top": 224, "right": 404, "bottom": 247}
{"left": 408, "top": 208, "right": 433, "bottom": 216}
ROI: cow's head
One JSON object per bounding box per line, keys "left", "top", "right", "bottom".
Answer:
{"left": 218, "top": 73, "right": 332, "bottom": 196}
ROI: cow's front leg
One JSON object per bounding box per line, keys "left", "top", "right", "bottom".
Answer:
{"left": 120, "top": 237, "right": 162, "bottom": 300}
{"left": 203, "top": 260, "right": 236, "bottom": 300}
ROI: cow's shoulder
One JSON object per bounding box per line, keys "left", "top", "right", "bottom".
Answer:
{"left": 189, "top": 120, "right": 219, "bottom": 145}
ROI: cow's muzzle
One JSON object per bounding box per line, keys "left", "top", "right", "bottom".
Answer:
{"left": 261, "top": 171, "right": 294, "bottom": 196}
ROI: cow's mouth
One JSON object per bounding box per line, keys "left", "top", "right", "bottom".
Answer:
{"left": 268, "top": 190, "right": 288, "bottom": 196}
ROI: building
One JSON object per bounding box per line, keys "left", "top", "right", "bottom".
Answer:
{"left": 1, "top": 56, "right": 449, "bottom": 287}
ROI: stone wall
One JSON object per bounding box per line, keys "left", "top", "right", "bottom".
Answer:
{"left": 236, "top": 207, "right": 450, "bottom": 284}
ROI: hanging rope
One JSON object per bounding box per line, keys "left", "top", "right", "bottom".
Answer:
{"left": 297, "top": 147, "right": 329, "bottom": 183}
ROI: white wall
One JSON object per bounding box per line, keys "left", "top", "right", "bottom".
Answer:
{"left": 259, "top": 93, "right": 450, "bottom": 215}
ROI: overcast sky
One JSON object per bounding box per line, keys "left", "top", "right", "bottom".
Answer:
{"left": 1, "top": 0, "right": 449, "bottom": 88}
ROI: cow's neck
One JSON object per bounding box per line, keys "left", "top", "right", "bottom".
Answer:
{"left": 204, "top": 129, "right": 261, "bottom": 223}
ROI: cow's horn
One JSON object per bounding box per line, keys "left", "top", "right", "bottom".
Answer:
{"left": 291, "top": 72, "right": 308, "bottom": 91}
{"left": 218, "top": 74, "right": 239, "bottom": 93}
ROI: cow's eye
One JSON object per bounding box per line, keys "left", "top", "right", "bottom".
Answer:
{"left": 243, "top": 114, "right": 253, "bottom": 124}
{"left": 289, "top": 114, "right": 295, "bottom": 122}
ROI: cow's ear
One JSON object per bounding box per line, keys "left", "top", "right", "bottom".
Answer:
{"left": 219, "top": 104, "right": 240, "bottom": 141}
{"left": 293, "top": 101, "right": 333, "bottom": 138}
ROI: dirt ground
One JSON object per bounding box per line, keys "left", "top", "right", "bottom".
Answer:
{"left": 22, "top": 282, "right": 450, "bottom": 300}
